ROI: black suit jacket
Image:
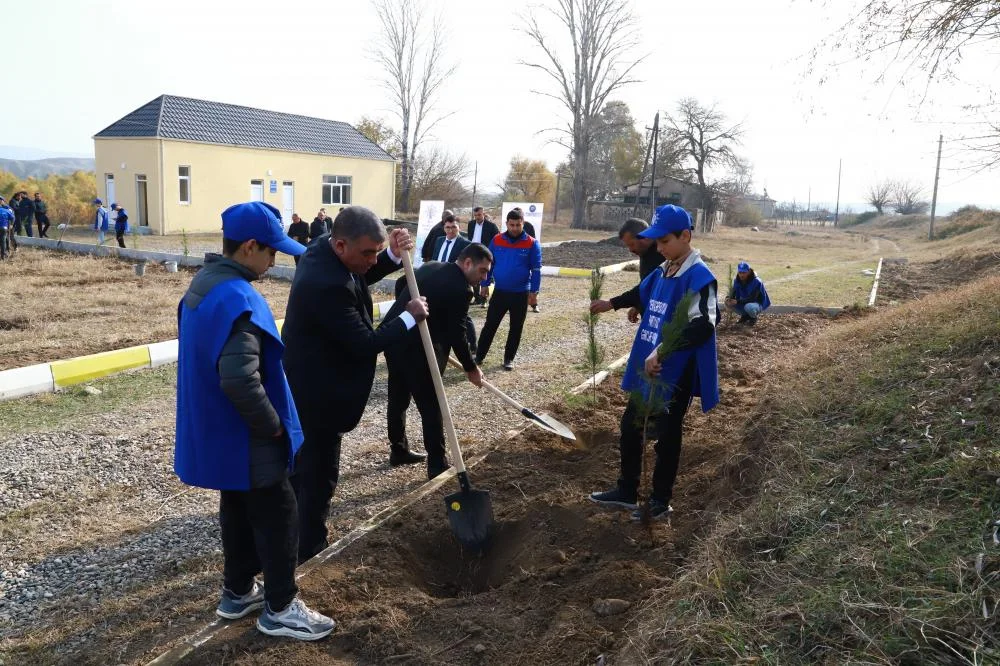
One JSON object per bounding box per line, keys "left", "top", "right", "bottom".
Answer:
{"left": 467, "top": 219, "right": 499, "bottom": 249}
{"left": 420, "top": 221, "right": 447, "bottom": 262}
{"left": 430, "top": 235, "right": 471, "bottom": 263}
{"left": 282, "top": 237, "right": 408, "bottom": 433}
{"left": 382, "top": 261, "right": 477, "bottom": 372}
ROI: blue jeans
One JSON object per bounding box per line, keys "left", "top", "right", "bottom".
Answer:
{"left": 734, "top": 302, "right": 762, "bottom": 320}
{"left": 96, "top": 229, "right": 106, "bottom": 245}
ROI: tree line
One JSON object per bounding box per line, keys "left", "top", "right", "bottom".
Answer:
{"left": 0, "top": 170, "right": 96, "bottom": 226}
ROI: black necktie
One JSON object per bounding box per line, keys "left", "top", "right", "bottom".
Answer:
{"left": 441, "top": 239, "right": 452, "bottom": 261}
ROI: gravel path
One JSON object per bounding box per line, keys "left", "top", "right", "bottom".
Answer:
{"left": 0, "top": 272, "right": 640, "bottom": 662}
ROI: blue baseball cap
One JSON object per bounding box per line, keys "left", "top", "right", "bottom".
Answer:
{"left": 737, "top": 261, "right": 751, "bottom": 272}
{"left": 222, "top": 201, "right": 306, "bottom": 256}
{"left": 93, "top": 198, "right": 103, "bottom": 205}
{"left": 637, "top": 205, "right": 693, "bottom": 239}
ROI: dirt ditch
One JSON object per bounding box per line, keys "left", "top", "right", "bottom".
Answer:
{"left": 174, "top": 312, "right": 840, "bottom": 666}
{"left": 877, "top": 249, "right": 1000, "bottom": 304}
{"left": 541, "top": 239, "right": 633, "bottom": 269}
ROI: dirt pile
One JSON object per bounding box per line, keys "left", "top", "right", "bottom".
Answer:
{"left": 543, "top": 241, "right": 633, "bottom": 268}
{"left": 879, "top": 249, "right": 1000, "bottom": 303}
{"left": 181, "top": 313, "right": 839, "bottom": 665}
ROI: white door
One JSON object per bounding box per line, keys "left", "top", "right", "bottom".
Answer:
{"left": 250, "top": 180, "right": 264, "bottom": 202}
{"left": 282, "top": 181, "right": 294, "bottom": 230}
{"left": 106, "top": 174, "right": 116, "bottom": 206}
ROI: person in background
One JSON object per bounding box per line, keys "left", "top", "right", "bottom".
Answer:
{"left": 286, "top": 213, "right": 310, "bottom": 265}
{"left": 309, "top": 209, "right": 330, "bottom": 242}
{"left": 174, "top": 201, "right": 332, "bottom": 640}
{"left": 431, "top": 215, "right": 470, "bottom": 263}
{"left": 590, "top": 218, "right": 664, "bottom": 322}
{"left": 15, "top": 191, "right": 33, "bottom": 238}
{"left": 33, "top": 193, "right": 50, "bottom": 238}
{"left": 725, "top": 261, "right": 770, "bottom": 326}
{"left": 475, "top": 208, "right": 542, "bottom": 371}
{"left": 92, "top": 198, "right": 110, "bottom": 245}
{"left": 467, "top": 207, "right": 499, "bottom": 306}
{"left": 111, "top": 203, "right": 129, "bottom": 248}
{"left": 420, "top": 208, "right": 453, "bottom": 263}
{"left": 0, "top": 196, "right": 13, "bottom": 260}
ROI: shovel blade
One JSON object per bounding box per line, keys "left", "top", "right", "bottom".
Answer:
{"left": 535, "top": 412, "right": 577, "bottom": 441}
{"left": 444, "top": 488, "right": 494, "bottom": 552}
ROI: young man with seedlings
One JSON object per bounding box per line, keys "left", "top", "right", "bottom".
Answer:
{"left": 174, "top": 201, "right": 335, "bottom": 640}
{"left": 589, "top": 217, "right": 665, "bottom": 322}
{"left": 589, "top": 205, "right": 719, "bottom": 521}
{"left": 726, "top": 260, "right": 771, "bottom": 325}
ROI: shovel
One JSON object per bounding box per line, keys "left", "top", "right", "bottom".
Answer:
{"left": 400, "top": 250, "right": 494, "bottom": 552}
{"left": 446, "top": 356, "right": 576, "bottom": 441}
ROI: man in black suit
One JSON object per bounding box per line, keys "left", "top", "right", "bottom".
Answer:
{"left": 430, "top": 216, "right": 470, "bottom": 263}
{"left": 467, "top": 207, "right": 499, "bottom": 305}
{"left": 282, "top": 206, "right": 429, "bottom": 562}
{"left": 588, "top": 218, "right": 664, "bottom": 322}
{"left": 382, "top": 243, "right": 492, "bottom": 479}
{"left": 420, "top": 208, "right": 453, "bottom": 262}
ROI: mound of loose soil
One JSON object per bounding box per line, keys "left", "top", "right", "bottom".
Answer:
{"left": 181, "top": 313, "right": 839, "bottom": 666}
{"left": 878, "top": 250, "right": 1000, "bottom": 303}
{"left": 542, "top": 240, "right": 633, "bottom": 269}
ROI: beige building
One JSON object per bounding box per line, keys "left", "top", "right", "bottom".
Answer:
{"left": 93, "top": 94, "right": 396, "bottom": 234}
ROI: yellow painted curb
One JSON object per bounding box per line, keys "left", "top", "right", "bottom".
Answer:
{"left": 50, "top": 346, "right": 152, "bottom": 388}
{"left": 558, "top": 267, "right": 593, "bottom": 277}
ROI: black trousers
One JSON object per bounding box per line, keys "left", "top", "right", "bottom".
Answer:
{"left": 219, "top": 478, "right": 298, "bottom": 611}
{"left": 618, "top": 361, "right": 694, "bottom": 502}
{"left": 477, "top": 289, "right": 528, "bottom": 363}
{"left": 115, "top": 229, "right": 127, "bottom": 248}
{"left": 36, "top": 214, "right": 49, "bottom": 238}
{"left": 291, "top": 427, "right": 343, "bottom": 562}
{"left": 386, "top": 350, "right": 447, "bottom": 464}
{"left": 0, "top": 229, "right": 8, "bottom": 259}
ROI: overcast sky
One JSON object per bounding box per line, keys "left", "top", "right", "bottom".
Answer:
{"left": 4, "top": 0, "right": 997, "bottom": 212}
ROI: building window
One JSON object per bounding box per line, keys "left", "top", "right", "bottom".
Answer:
{"left": 178, "top": 166, "right": 191, "bottom": 204}
{"left": 322, "top": 175, "right": 352, "bottom": 205}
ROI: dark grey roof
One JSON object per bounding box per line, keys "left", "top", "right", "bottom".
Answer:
{"left": 94, "top": 95, "right": 395, "bottom": 162}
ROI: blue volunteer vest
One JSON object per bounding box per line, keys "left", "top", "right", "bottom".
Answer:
{"left": 732, "top": 276, "right": 771, "bottom": 309}
{"left": 621, "top": 258, "right": 720, "bottom": 412}
{"left": 174, "top": 278, "right": 304, "bottom": 490}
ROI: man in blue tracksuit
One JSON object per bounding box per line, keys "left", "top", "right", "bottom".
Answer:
{"left": 175, "top": 201, "right": 335, "bottom": 641}
{"left": 111, "top": 203, "right": 129, "bottom": 248}
{"left": 590, "top": 205, "right": 719, "bottom": 521}
{"left": 475, "top": 208, "right": 542, "bottom": 371}
{"left": 92, "top": 198, "right": 110, "bottom": 245}
{"left": 726, "top": 261, "right": 770, "bottom": 326}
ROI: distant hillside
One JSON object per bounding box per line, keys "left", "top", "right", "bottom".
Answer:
{"left": 0, "top": 157, "right": 95, "bottom": 179}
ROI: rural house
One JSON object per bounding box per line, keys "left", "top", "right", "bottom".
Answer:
{"left": 93, "top": 94, "right": 396, "bottom": 234}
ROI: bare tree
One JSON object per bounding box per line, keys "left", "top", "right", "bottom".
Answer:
{"left": 715, "top": 156, "right": 754, "bottom": 197}
{"left": 666, "top": 98, "right": 743, "bottom": 232}
{"left": 865, "top": 179, "right": 895, "bottom": 215}
{"left": 892, "top": 180, "right": 930, "bottom": 214}
{"left": 409, "top": 147, "right": 473, "bottom": 205}
{"left": 521, "top": 0, "right": 644, "bottom": 228}
{"left": 370, "top": 0, "right": 456, "bottom": 213}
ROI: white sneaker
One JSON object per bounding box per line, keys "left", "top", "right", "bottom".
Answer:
{"left": 256, "top": 597, "right": 336, "bottom": 641}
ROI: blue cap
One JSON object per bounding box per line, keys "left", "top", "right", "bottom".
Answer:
{"left": 222, "top": 201, "right": 305, "bottom": 256}
{"left": 737, "top": 261, "right": 751, "bottom": 272}
{"left": 93, "top": 198, "right": 103, "bottom": 205}
{"left": 637, "top": 205, "right": 692, "bottom": 239}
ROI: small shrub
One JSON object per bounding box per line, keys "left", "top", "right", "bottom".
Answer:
{"left": 839, "top": 210, "right": 879, "bottom": 227}
{"left": 726, "top": 203, "right": 763, "bottom": 228}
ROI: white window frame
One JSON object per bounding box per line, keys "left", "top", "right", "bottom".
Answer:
{"left": 178, "top": 166, "right": 191, "bottom": 204}
{"left": 321, "top": 175, "right": 352, "bottom": 206}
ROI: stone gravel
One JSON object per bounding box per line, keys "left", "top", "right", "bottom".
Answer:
{"left": 0, "top": 272, "right": 639, "bottom": 660}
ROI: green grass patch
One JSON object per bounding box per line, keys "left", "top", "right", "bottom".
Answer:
{"left": 625, "top": 276, "right": 1000, "bottom": 663}
{"left": 0, "top": 364, "right": 177, "bottom": 434}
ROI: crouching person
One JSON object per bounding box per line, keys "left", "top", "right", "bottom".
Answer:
{"left": 174, "top": 201, "right": 335, "bottom": 640}
{"left": 726, "top": 261, "right": 770, "bottom": 325}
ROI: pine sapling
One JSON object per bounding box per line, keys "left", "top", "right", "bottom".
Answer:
{"left": 583, "top": 267, "right": 606, "bottom": 403}
{"left": 181, "top": 228, "right": 190, "bottom": 257}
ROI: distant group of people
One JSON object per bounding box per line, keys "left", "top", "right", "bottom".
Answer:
{"left": 0, "top": 191, "right": 49, "bottom": 259}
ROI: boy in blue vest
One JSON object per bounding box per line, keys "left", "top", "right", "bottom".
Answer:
{"left": 175, "top": 201, "right": 335, "bottom": 640}
{"left": 0, "top": 196, "right": 13, "bottom": 259}
{"left": 726, "top": 261, "right": 770, "bottom": 325}
{"left": 589, "top": 205, "right": 719, "bottom": 521}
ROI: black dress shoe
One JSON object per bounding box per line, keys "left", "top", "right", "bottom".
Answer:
{"left": 389, "top": 446, "right": 427, "bottom": 466}
{"left": 502, "top": 360, "right": 514, "bottom": 371}
{"left": 427, "top": 461, "right": 452, "bottom": 480}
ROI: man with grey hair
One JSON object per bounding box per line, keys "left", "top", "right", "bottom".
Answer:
{"left": 282, "top": 206, "right": 429, "bottom": 562}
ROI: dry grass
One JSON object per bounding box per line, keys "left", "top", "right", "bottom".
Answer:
{"left": 620, "top": 275, "right": 1000, "bottom": 664}
{"left": 0, "top": 248, "right": 292, "bottom": 370}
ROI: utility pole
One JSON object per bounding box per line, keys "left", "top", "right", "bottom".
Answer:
{"left": 807, "top": 187, "right": 811, "bottom": 223}
{"left": 649, "top": 112, "right": 659, "bottom": 221}
{"left": 471, "top": 161, "right": 478, "bottom": 208}
{"left": 834, "top": 159, "right": 842, "bottom": 227}
{"left": 552, "top": 172, "right": 561, "bottom": 225}
{"left": 929, "top": 134, "right": 943, "bottom": 240}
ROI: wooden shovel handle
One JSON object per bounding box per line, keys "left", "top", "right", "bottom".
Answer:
{"left": 401, "top": 251, "right": 468, "bottom": 475}
{"left": 447, "top": 356, "right": 527, "bottom": 413}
